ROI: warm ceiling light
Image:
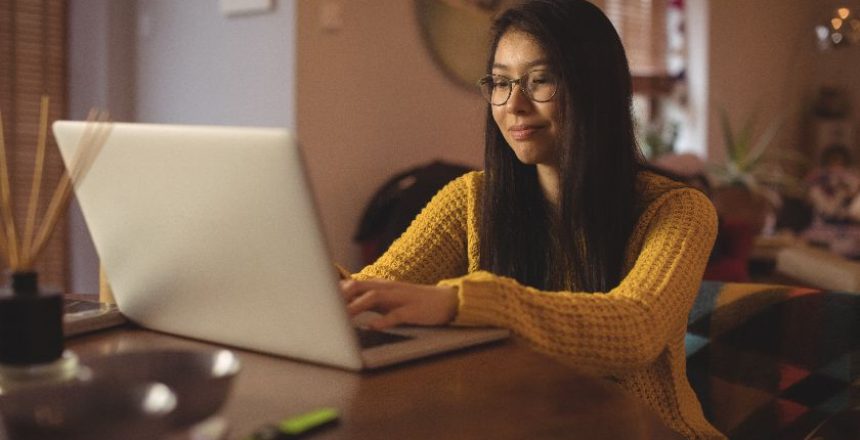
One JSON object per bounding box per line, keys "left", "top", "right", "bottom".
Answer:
{"left": 838, "top": 8, "right": 851, "bottom": 19}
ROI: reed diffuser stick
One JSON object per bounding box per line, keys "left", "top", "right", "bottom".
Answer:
{"left": 22, "top": 96, "right": 51, "bottom": 256}
{"left": 0, "top": 109, "right": 21, "bottom": 269}
{"left": 68, "top": 111, "right": 111, "bottom": 188}
{"left": 27, "top": 110, "right": 112, "bottom": 269}
{"left": 0, "top": 112, "right": 10, "bottom": 259}
{"left": 61, "top": 109, "right": 98, "bottom": 184}
{"left": 0, "top": 98, "right": 111, "bottom": 273}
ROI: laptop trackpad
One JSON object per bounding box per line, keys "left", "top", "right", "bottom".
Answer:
{"left": 354, "top": 327, "right": 414, "bottom": 349}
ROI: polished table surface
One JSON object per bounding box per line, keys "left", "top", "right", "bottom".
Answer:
{"left": 67, "top": 327, "right": 683, "bottom": 440}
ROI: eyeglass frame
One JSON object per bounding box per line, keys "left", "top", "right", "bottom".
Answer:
{"left": 476, "top": 70, "right": 560, "bottom": 106}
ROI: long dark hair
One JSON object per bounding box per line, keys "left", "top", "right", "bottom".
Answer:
{"left": 479, "top": 0, "right": 644, "bottom": 292}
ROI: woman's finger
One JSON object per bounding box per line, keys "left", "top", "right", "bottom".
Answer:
{"left": 342, "top": 280, "right": 458, "bottom": 328}
{"left": 340, "top": 279, "right": 379, "bottom": 302}
{"left": 345, "top": 289, "right": 377, "bottom": 315}
{"left": 340, "top": 278, "right": 401, "bottom": 302}
{"left": 340, "top": 279, "right": 362, "bottom": 302}
{"left": 347, "top": 289, "right": 401, "bottom": 316}
{"left": 368, "top": 309, "right": 406, "bottom": 330}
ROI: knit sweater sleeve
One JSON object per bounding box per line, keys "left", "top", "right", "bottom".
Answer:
{"left": 354, "top": 173, "right": 472, "bottom": 284}
{"left": 439, "top": 188, "right": 717, "bottom": 376}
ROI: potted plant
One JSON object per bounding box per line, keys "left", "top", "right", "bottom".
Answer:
{"left": 707, "top": 108, "right": 805, "bottom": 235}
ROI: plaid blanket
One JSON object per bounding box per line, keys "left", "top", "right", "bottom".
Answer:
{"left": 686, "top": 281, "right": 860, "bottom": 439}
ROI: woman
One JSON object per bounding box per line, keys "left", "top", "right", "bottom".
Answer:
{"left": 342, "top": 1, "right": 723, "bottom": 438}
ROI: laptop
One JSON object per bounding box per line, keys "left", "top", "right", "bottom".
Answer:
{"left": 52, "top": 121, "right": 509, "bottom": 370}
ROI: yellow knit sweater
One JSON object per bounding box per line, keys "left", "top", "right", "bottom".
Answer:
{"left": 357, "top": 171, "right": 725, "bottom": 439}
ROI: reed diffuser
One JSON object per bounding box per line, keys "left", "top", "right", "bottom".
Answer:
{"left": 0, "top": 96, "right": 111, "bottom": 393}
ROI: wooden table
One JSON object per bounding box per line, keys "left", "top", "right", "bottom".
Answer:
{"left": 67, "top": 327, "right": 683, "bottom": 440}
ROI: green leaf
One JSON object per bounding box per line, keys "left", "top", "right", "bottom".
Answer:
{"left": 740, "top": 115, "right": 783, "bottom": 170}
{"left": 719, "top": 108, "right": 739, "bottom": 163}
{"left": 737, "top": 111, "right": 758, "bottom": 158}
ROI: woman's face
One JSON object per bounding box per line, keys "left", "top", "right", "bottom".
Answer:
{"left": 491, "top": 30, "right": 561, "bottom": 168}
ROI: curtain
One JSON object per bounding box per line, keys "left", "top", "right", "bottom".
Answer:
{"left": 0, "top": 0, "right": 68, "bottom": 289}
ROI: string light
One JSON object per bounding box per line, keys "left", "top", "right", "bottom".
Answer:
{"left": 817, "top": 3, "right": 860, "bottom": 49}
{"left": 832, "top": 17, "right": 844, "bottom": 30}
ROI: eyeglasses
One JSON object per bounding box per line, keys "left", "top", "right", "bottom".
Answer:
{"left": 477, "top": 70, "right": 559, "bottom": 106}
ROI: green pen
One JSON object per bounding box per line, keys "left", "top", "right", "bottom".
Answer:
{"left": 247, "top": 407, "right": 340, "bottom": 440}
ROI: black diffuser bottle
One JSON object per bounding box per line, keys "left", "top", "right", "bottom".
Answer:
{"left": 0, "top": 97, "right": 109, "bottom": 395}
{"left": 0, "top": 272, "right": 81, "bottom": 393}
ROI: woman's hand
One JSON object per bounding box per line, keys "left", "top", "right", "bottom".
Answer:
{"left": 340, "top": 278, "right": 459, "bottom": 330}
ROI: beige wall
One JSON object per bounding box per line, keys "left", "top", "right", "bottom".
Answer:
{"left": 302, "top": 1, "right": 860, "bottom": 270}
{"left": 298, "top": 1, "right": 485, "bottom": 270}
{"left": 707, "top": 0, "right": 814, "bottom": 160}
{"left": 814, "top": 46, "right": 860, "bottom": 94}
{"left": 67, "top": 1, "right": 860, "bottom": 287}
{"left": 707, "top": 0, "right": 859, "bottom": 161}
{"left": 808, "top": 20, "right": 860, "bottom": 157}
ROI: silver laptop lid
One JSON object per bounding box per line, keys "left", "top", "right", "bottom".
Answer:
{"left": 53, "top": 121, "right": 364, "bottom": 370}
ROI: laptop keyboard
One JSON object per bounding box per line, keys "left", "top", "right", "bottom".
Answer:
{"left": 354, "top": 327, "right": 413, "bottom": 349}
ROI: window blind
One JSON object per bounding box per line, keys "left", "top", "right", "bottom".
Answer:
{"left": 592, "top": 0, "right": 669, "bottom": 77}
{"left": 0, "top": 0, "right": 68, "bottom": 289}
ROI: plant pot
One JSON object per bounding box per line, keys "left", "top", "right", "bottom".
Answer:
{"left": 711, "top": 185, "right": 773, "bottom": 235}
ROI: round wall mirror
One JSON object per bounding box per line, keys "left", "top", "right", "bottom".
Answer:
{"left": 414, "top": 0, "right": 517, "bottom": 91}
